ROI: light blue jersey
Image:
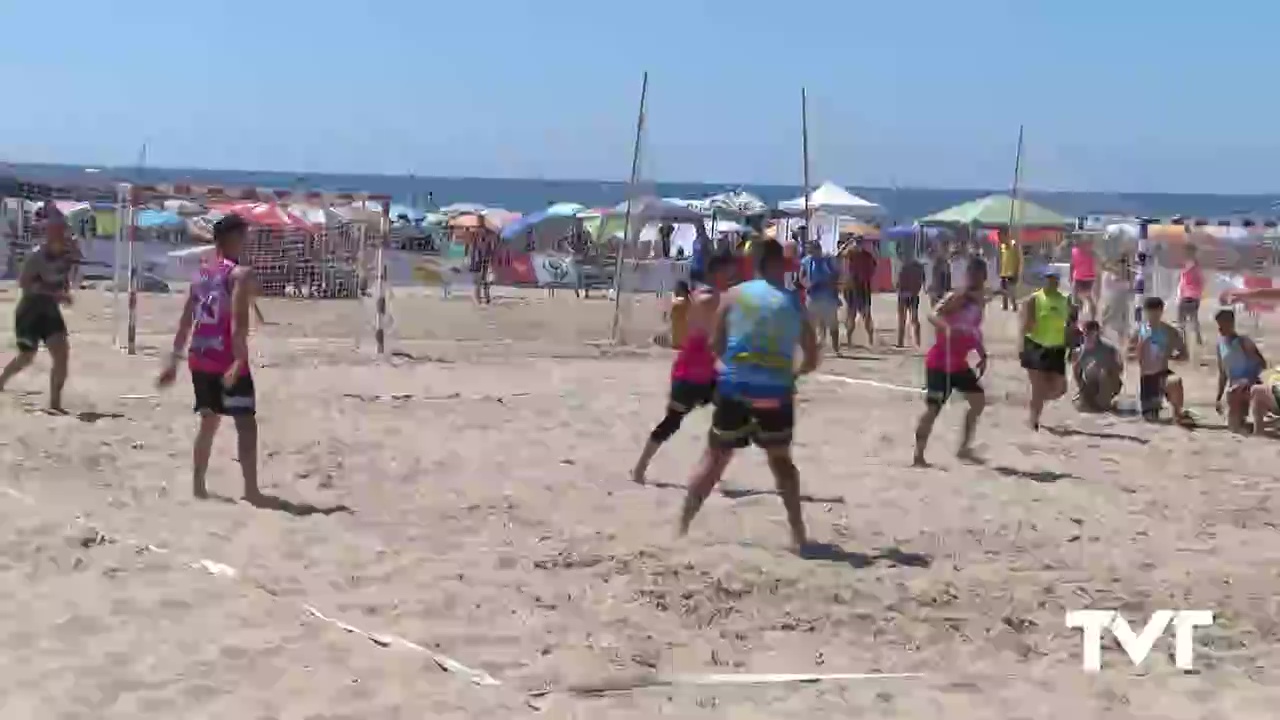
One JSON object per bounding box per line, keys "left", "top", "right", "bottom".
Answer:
{"left": 718, "top": 279, "right": 804, "bottom": 400}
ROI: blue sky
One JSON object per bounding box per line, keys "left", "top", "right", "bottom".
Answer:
{"left": 2, "top": 0, "right": 1277, "bottom": 193}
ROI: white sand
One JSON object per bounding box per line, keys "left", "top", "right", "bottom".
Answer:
{"left": 0, "top": 283, "right": 1278, "bottom": 719}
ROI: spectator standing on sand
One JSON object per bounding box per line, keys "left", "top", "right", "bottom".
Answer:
{"left": 1176, "top": 245, "right": 1205, "bottom": 347}
{"left": 469, "top": 227, "right": 494, "bottom": 305}
{"left": 1069, "top": 237, "right": 1098, "bottom": 321}
{"left": 842, "top": 237, "right": 877, "bottom": 346}
{"left": 998, "top": 236, "right": 1022, "bottom": 311}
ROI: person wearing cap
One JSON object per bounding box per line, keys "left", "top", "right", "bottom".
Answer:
{"left": 1073, "top": 320, "right": 1122, "bottom": 412}
{"left": 1019, "top": 268, "right": 1072, "bottom": 429}
{"left": 1213, "top": 306, "right": 1265, "bottom": 432}
{"left": 0, "top": 203, "right": 81, "bottom": 411}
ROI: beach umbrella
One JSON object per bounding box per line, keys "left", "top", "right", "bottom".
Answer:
{"left": 439, "top": 202, "right": 487, "bottom": 215}
{"left": 500, "top": 202, "right": 586, "bottom": 245}
{"left": 210, "top": 201, "right": 313, "bottom": 230}
{"left": 605, "top": 197, "right": 706, "bottom": 223}
{"left": 706, "top": 190, "right": 769, "bottom": 217}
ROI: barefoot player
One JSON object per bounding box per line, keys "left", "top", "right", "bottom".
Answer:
{"left": 632, "top": 254, "right": 734, "bottom": 484}
{"left": 678, "top": 239, "right": 819, "bottom": 552}
{"left": 913, "top": 257, "right": 989, "bottom": 466}
{"left": 157, "top": 214, "right": 262, "bottom": 501}
{"left": 0, "top": 203, "right": 80, "bottom": 411}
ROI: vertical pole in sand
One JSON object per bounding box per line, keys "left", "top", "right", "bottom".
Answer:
{"left": 112, "top": 183, "right": 126, "bottom": 350}
{"left": 801, "top": 87, "right": 812, "bottom": 264}
{"left": 611, "top": 71, "right": 649, "bottom": 345}
{"left": 126, "top": 185, "right": 138, "bottom": 356}
{"left": 1133, "top": 218, "right": 1151, "bottom": 410}
{"left": 375, "top": 199, "right": 390, "bottom": 356}
{"left": 1005, "top": 125, "right": 1025, "bottom": 304}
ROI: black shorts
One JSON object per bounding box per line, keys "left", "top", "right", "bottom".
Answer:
{"left": 1073, "top": 279, "right": 1095, "bottom": 294}
{"left": 14, "top": 296, "right": 67, "bottom": 352}
{"left": 668, "top": 379, "right": 715, "bottom": 413}
{"left": 1020, "top": 339, "right": 1068, "bottom": 375}
{"left": 192, "top": 371, "right": 257, "bottom": 417}
{"left": 1139, "top": 370, "right": 1174, "bottom": 412}
{"left": 709, "top": 391, "right": 795, "bottom": 449}
{"left": 1000, "top": 276, "right": 1016, "bottom": 291}
{"left": 897, "top": 293, "right": 920, "bottom": 311}
{"left": 924, "top": 367, "right": 983, "bottom": 407}
{"left": 1177, "top": 297, "right": 1200, "bottom": 323}
{"left": 844, "top": 284, "right": 872, "bottom": 313}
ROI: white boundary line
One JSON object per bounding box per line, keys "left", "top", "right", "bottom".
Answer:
{"left": 0, "top": 483, "right": 500, "bottom": 688}
{"left": 565, "top": 671, "right": 923, "bottom": 695}
{"left": 814, "top": 373, "right": 924, "bottom": 394}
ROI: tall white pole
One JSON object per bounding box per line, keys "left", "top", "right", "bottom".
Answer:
{"left": 801, "top": 87, "right": 812, "bottom": 256}
{"left": 610, "top": 71, "right": 649, "bottom": 345}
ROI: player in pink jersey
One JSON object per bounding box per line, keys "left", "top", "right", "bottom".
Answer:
{"left": 913, "top": 257, "right": 989, "bottom": 467}
{"left": 157, "top": 214, "right": 261, "bottom": 501}
{"left": 631, "top": 253, "right": 734, "bottom": 485}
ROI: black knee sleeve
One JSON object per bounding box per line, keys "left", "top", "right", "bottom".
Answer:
{"left": 649, "top": 409, "right": 687, "bottom": 444}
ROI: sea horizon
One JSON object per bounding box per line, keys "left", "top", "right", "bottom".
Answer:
{"left": 6, "top": 161, "right": 1280, "bottom": 223}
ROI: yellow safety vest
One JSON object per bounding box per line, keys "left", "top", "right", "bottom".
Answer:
{"left": 1026, "top": 289, "right": 1069, "bottom": 348}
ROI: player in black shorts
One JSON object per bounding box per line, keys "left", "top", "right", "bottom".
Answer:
{"left": 631, "top": 255, "right": 733, "bottom": 484}
{"left": 678, "top": 240, "right": 820, "bottom": 553}
{"left": 0, "top": 204, "right": 79, "bottom": 412}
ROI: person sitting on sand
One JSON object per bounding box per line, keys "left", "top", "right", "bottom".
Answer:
{"left": 1073, "top": 320, "right": 1122, "bottom": 412}
{"left": 1129, "top": 296, "right": 1191, "bottom": 424}
{"left": 1213, "top": 307, "right": 1266, "bottom": 433}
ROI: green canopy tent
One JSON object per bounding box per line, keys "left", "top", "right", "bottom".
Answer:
{"left": 919, "top": 194, "right": 1072, "bottom": 230}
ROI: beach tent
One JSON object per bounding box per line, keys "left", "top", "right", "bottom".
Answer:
{"left": 919, "top": 194, "right": 1072, "bottom": 230}
{"left": 134, "top": 209, "right": 186, "bottom": 229}
{"left": 778, "top": 181, "right": 883, "bottom": 219}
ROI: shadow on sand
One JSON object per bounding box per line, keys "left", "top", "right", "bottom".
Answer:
{"left": 798, "top": 542, "right": 934, "bottom": 569}
{"left": 991, "top": 465, "right": 1077, "bottom": 484}
{"left": 1042, "top": 424, "right": 1148, "bottom": 445}
{"left": 246, "top": 493, "right": 353, "bottom": 517}
{"left": 648, "top": 481, "right": 845, "bottom": 505}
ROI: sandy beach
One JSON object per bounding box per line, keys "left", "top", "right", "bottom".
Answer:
{"left": 1, "top": 283, "right": 1279, "bottom": 719}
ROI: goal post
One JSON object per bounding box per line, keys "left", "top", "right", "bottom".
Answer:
{"left": 112, "top": 182, "right": 391, "bottom": 356}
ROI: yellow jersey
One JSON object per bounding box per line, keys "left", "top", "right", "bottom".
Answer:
{"left": 999, "top": 243, "right": 1021, "bottom": 278}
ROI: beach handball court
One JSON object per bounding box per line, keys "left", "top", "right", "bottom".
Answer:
{"left": 2, "top": 285, "right": 1279, "bottom": 719}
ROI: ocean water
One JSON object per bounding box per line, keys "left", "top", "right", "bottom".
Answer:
{"left": 8, "top": 162, "right": 1279, "bottom": 222}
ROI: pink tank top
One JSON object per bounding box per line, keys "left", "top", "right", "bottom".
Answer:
{"left": 188, "top": 257, "right": 244, "bottom": 375}
{"left": 1071, "top": 246, "right": 1096, "bottom": 282}
{"left": 672, "top": 331, "right": 716, "bottom": 383}
{"left": 925, "top": 300, "right": 983, "bottom": 372}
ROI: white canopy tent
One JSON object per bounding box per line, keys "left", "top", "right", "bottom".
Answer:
{"left": 777, "top": 181, "right": 884, "bottom": 254}
{"left": 778, "top": 181, "right": 882, "bottom": 218}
